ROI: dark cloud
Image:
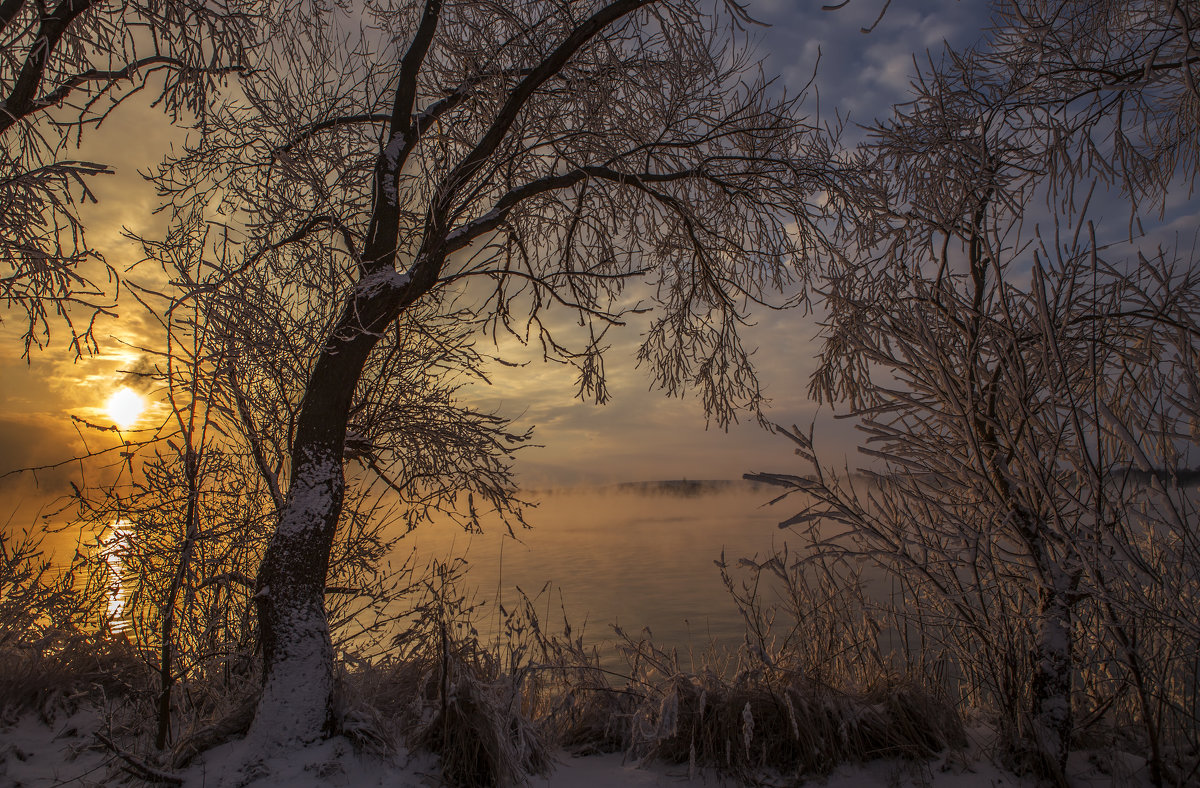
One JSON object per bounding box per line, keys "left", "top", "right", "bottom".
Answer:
{"left": 0, "top": 412, "right": 89, "bottom": 528}
{"left": 115, "top": 353, "right": 161, "bottom": 393}
{"left": 753, "top": 0, "right": 990, "bottom": 132}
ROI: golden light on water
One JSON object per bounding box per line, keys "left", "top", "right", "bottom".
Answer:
{"left": 104, "top": 519, "right": 131, "bottom": 631}
{"left": 105, "top": 387, "right": 145, "bottom": 430}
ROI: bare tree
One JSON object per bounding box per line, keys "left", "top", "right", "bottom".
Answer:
{"left": 0, "top": 0, "right": 250, "bottom": 354}
{"left": 77, "top": 198, "right": 533, "bottom": 753}
{"left": 141, "top": 0, "right": 844, "bottom": 751}
{"left": 751, "top": 5, "right": 1200, "bottom": 778}
{"left": 985, "top": 0, "right": 1200, "bottom": 210}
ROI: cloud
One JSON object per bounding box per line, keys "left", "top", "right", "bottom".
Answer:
{"left": 457, "top": 292, "right": 869, "bottom": 487}
{"left": 0, "top": 411, "right": 85, "bottom": 485}
{"left": 751, "top": 0, "right": 988, "bottom": 132}
{"left": 0, "top": 411, "right": 89, "bottom": 535}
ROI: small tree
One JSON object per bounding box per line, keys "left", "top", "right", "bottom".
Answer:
{"left": 142, "top": 0, "right": 845, "bottom": 749}
{"left": 75, "top": 201, "right": 532, "bottom": 751}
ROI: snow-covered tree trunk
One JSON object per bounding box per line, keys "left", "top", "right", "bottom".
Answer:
{"left": 247, "top": 446, "right": 344, "bottom": 746}
{"left": 1029, "top": 565, "right": 1074, "bottom": 779}
{"left": 246, "top": 319, "right": 382, "bottom": 746}
{"left": 1009, "top": 508, "right": 1076, "bottom": 780}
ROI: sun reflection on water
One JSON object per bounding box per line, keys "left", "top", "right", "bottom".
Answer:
{"left": 103, "top": 519, "right": 132, "bottom": 633}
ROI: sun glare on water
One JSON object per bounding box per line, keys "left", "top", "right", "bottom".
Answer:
{"left": 106, "top": 387, "right": 145, "bottom": 430}
{"left": 104, "top": 519, "right": 131, "bottom": 631}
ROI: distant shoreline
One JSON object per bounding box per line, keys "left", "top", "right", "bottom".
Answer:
{"left": 530, "top": 478, "right": 772, "bottom": 497}
{"left": 528, "top": 466, "right": 1200, "bottom": 497}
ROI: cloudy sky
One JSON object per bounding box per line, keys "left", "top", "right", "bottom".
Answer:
{"left": 0, "top": 0, "right": 996, "bottom": 522}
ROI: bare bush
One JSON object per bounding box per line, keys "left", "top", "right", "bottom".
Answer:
{"left": 757, "top": 222, "right": 1200, "bottom": 781}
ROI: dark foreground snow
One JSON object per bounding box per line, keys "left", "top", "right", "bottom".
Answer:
{"left": 0, "top": 706, "right": 1154, "bottom": 787}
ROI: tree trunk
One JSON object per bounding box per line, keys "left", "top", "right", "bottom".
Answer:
{"left": 156, "top": 446, "right": 202, "bottom": 749}
{"left": 245, "top": 321, "right": 380, "bottom": 747}
{"left": 245, "top": 443, "right": 346, "bottom": 747}
{"left": 243, "top": 259, "right": 420, "bottom": 748}
{"left": 1003, "top": 504, "right": 1075, "bottom": 781}
{"left": 1029, "top": 570, "right": 1074, "bottom": 782}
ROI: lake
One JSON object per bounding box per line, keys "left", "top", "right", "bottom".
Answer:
{"left": 40, "top": 479, "right": 804, "bottom": 660}
{"left": 392, "top": 480, "right": 798, "bottom": 659}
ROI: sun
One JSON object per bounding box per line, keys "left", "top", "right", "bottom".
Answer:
{"left": 106, "top": 387, "right": 145, "bottom": 430}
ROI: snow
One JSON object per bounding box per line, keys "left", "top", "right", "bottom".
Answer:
{"left": 354, "top": 267, "right": 412, "bottom": 301}
{"left": 180, "top": 735, "right": 432, "bottom": 788}
{"left": 277, "top": 447, "right": 341, "bottom": 539}
{"left": 245, "top": 600, "right": 333, "bottom": 751}
{"left": 0, "top": 708, "right": 111, "bottom": 788}
{"left": 0, "top": 710, "right": 1158, "bottom": 788}
{"left": 380, "top": 136, "right": 405, "bottom": 203}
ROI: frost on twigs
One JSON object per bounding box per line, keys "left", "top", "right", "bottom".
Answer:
{"left": 612, "top": 631, "right": 964, "bottom": 782}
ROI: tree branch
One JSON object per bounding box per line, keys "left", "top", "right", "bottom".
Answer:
{"left": 0, "top": 0, "right": 26, "bottom": 34}
{"left": 443, "top": 164, "right": 702, "bottom": 255}
{"left": 228, "top": 369, "right": 285, "bottom": 511}
{"left": 1, "top": 0, "right": 100, "bottom": 135}
{"left": 363, "top": 0, "right": 444, "bottom": 269}
{"left": 271, "top": 113, "right": 390, "bottom": 159}
{"left": 36, "top": 56, "right": 242, "bottom": 112}
{"left": 430, "top": 0, "right": 655, "bottom": 220}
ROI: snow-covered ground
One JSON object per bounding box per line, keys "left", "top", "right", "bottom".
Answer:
{"left": 0, "top": 707, "right": 1152, "bottom": 787}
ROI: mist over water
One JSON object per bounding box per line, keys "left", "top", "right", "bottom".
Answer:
{"left": 395, "top": 480, "right": 798, "bottom": 655}
{"left": 50, "top": 480, "right": 811, "bottom": 657}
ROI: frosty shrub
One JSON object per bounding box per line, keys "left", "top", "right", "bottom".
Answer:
{"left": 0, "top": 529, "right": 143, "bottom": 723}
{"left": 597, "top": 612, "right": 964, "bottom": 782}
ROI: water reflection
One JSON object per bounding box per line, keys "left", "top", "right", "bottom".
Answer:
{"left": 78, "top": 482, "right": 803, "bottom": 653}
{"left": 102, "top": 519, "right": 132, "bottom": 633}
{"left": 398, "top": 481, "right": 794, "bottom": 657}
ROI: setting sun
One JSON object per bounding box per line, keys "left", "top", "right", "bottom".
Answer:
{"left": 105, "top": 387, "right": 145, "bottom": 430}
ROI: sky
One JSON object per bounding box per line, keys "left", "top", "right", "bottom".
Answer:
{"left": 0, "top": 0, "right": 997, "bottom": 525}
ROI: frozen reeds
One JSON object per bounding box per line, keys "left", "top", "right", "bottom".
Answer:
{"left": 0, "top": 530, "right": 149, "bottom": 724}
{"left": 622, "top": 668, "right": 963, "bottom": 778}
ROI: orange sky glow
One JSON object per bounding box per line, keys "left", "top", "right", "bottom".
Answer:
{"left": 0, "top": 0, "right": 989, "bottom": 531}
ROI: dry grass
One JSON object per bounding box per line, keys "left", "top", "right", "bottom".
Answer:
{"left": 328, "top": 561, "right": 554, "bottom": 787}
{"left": 628, "top": 673, "right": 963, "bottom": 776}
{"left": 415, "top": 666, "right": 551, "bottom": 788}
{"left": 330, "top": 651, "right": 553, "bottom": 788}
{"left": 167, "top": 656, "right": 260, "bottom": 768}
{"left": 0, "top": 530, "right": 151, "bottom": 724}
{"left": 0, "top": 636, "right": 149, "bottom": 724}
{"left": 15, "top": 520, "right": 1152, "bottom": 788}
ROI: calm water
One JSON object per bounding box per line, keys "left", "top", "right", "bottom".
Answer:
{"left": 54, "top": 480, "right": 804, "bottom": 657}
{"left": 394, "top": 481, "right": 797, "bottom": 655}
